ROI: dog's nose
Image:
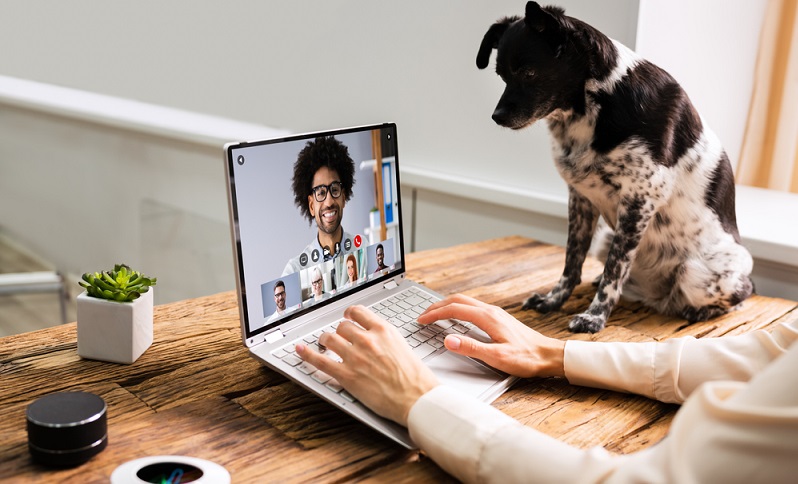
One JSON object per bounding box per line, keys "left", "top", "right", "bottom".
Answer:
{"left": 492, "top": 108, "right": 509, "bottom": 126}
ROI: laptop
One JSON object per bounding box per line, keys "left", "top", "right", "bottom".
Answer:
{"left": 224, "top": 123, "right": 516, "bottom": 448}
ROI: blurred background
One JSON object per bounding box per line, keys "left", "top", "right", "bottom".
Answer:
{"left": 2, "top": 0, "right": 795, "bottom": 335}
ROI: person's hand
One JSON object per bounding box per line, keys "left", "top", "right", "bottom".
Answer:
{"left": 418, "top": 294, "right": 565, "bottom": 378}
{"left": 295, "top": 305, "right": 439, "bottom": 427}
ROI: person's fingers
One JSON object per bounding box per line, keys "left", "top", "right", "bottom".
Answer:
{"left": 296, "top": 343, "right": 340, "bottom": 375}
{"left": 444, "top": 334, "right": 494, "bottom": 360}
{"left": 335, "top": 319, "right": 366, "bottom": 342}
{"left": 343, "top": 305, "right": 384, "bottom": 331}
{"left": 317, "top": 331, "right": 352, "bottom": 359}
{"left": 421, "top": 293, "right": 486, "bottom": 315}
{"left": 418, "top": 302, "right": 503, "bottom": 336}
{"left": 418, "top": 302, "right": 481, "bottom": 323}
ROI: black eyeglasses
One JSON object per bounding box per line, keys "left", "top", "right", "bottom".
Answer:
{"left": 311, "top": 181, "right": 343, "bottom": 202}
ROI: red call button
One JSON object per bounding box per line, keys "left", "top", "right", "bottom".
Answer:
{"left": 354, "top": 235, "right": 362, "bottom": 248}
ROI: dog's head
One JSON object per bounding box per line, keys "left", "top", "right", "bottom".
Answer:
{"left": 477, "top": 2, "right": 607, "bottom": 129}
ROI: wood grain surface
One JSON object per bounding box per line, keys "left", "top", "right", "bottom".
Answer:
{"left": 1, "top": 236, "right": 795, "bottom": 483}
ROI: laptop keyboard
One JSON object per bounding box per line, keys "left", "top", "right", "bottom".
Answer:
{"left": 270, "top": 286, "right": 477, "bottom": 402}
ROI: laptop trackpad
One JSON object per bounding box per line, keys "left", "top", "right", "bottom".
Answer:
{"left": 427, "top": 352, "right": 503, "bottom": 399}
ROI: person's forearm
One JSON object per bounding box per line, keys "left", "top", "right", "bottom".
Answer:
{"left": 564, "top": 320, "right": 798, "bottom": 403}
{"left": 407, "top": 386, "right": 622, "bottom": 483}
{"left": 564, "top": 339, "right": 660, "bottom": 399}
{"left": 409, "top": 341, "right": 798, "bottom": 483}
{"left": 537, "top": 337, "right": 566, "bottom": 377}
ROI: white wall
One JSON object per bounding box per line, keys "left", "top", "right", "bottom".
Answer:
{"left": 0, "top": 0, "right": 638, "bottom": 201}
{"left": 0, "top": 77, "right": 286, "bottom": 304}
{"left": 404, "top": 0, "right": 768, "bottom": 249}
{"left": 402, "top": 1, "right": 798, "bottom": 301}
{"left": 3, "top": 1, "right": 795, "bottom": 301}
{"left": 635, "top": 0, "right": 767, "bottom": 167}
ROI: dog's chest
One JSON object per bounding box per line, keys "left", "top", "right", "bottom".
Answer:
{"left": 547, "top": 118, "right": 681, "bottom": 231}
{"left": 548, "top": 120, "right": 626, "bottom": 223}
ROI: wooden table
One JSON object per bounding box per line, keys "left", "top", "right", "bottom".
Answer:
{"left": 1, "top": 236, "right": 796, "bottom": 483}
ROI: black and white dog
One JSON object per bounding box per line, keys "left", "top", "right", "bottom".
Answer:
{"left": 477, "top": 2, "right": 754, "bottom": 333}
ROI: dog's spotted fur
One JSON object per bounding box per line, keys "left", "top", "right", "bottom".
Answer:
{"left": 478, "top": 2, "right": 753, "bottom": 332}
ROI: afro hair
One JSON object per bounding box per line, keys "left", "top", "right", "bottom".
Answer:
{"left": 291, "top": 136, "right": 356, "bottom": 224}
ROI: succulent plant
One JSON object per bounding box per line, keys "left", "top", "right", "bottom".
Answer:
{"left": 79, "top": 264, "right": 157, "bottom": 302}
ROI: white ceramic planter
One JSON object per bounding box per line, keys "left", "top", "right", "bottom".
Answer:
{"left": 76, "top": 289, "right": 153, "bottom": 364}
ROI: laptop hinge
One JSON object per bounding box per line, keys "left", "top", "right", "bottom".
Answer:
{"left": 265, "top": 329, "right": 284, "bottom": 344}
{"left": 383, "top": 279, "right": 398, "bottom": 290}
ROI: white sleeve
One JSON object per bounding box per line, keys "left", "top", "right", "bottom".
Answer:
{"left": 606, "top": 340, "right": 798, "bottom": 483}
{"left": 564, "top": 320, "right": 798, "bottom": 403}
{"left": 407, "top": 341, "right": 798, "bottom": 484}
{"left": 407, "top": 386, "right": 625, "bottom": 483}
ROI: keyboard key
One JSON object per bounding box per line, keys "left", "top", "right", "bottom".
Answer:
{"left": 465, "top": 328, "right": 492, "bottom": 343}
{"left": 460, "top": 321, "right": 475, "bottom": 330}
{"left": 418, "top": 328, "right": 436, "bottom": 339}
{"left": 404, "top": 295, "right": 425, "bottom": 306}
{"left": 434, "top": 320, "right": 454, "bottom": 330}
{"left": 272, "top": 348, "right": 288, "bottom": 359}
{"left": 323, "top": 349, "right": 342, "bottom": 363}
{"left": 297, "top": 362, "right": 317, "bottom": 375}
{"left": 311, "top": 370, "right": 332, "bottom": 384}
{"left": 411, "top": 332, "right": 429, "bottom": 343}
{"left": 340, "top": 390, "right": 356, "bottom": 402}
{"left": 380, "top": 308, "right": 397, "bottom": 318}
{"left": 325, "top": 379, "right": 344, "bottom": 393}
{"left": 412, "top": 343, "right": 437, "bottom": 360}
{"left": 283, "top": 355, "right": 302, "bottom": 367}
{"left": 425, "top": 324, "right": 444, "bottom": 334}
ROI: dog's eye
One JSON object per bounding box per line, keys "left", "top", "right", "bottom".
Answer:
{"left": 509, "top": 67, "right": 535, "bottom": 80}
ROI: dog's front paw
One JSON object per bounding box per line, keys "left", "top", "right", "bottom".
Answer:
{"left": 522, "top": 293, "right": 562, "bottom": 313}
{"left": 568, "top": 313, "right": 606, "bottom": 333}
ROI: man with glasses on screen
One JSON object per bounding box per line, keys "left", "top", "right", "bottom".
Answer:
{"left": 283, "top": 136, "right": 358, "bottom": 278}
{"left": 266, "top": 280, "right": 288, "bottom": 323}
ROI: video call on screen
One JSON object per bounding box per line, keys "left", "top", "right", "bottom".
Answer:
{"left": 229, "top": 125, "right": 402, "bottom": 335}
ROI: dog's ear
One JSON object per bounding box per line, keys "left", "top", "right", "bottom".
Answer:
{"left": 524, "top": 1, "right": 566, "bottom": 57}
{"left": 476, "top": 16, "right": 518, "bottom": 69}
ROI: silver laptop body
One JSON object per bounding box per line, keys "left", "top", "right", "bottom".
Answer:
{"left": 224, "top": 123, "right": 516, "bottom": 448}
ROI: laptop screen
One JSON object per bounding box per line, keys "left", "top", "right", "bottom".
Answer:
{"left": 226, "top": 123, "right": 404, "bottom": 341}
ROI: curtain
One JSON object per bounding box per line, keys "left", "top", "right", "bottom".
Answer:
{"left": 736, "top": 0, "right": 798, "bottom": 193}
